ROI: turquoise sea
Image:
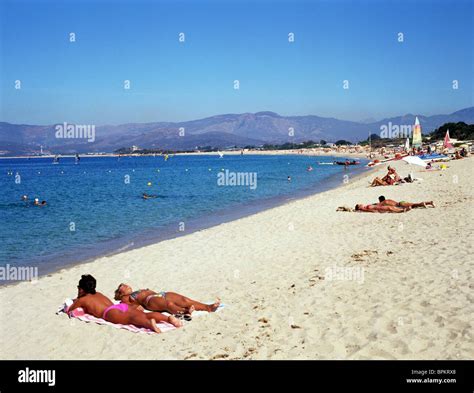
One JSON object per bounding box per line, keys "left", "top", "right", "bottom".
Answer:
{"left": 0, "top": 154, "right": 368, "bottom": 277}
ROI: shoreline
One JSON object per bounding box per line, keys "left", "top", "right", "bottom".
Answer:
{"left": 0, "top": 149, "right": 369, "bottom": 160}
{"left": 0, "top": 156, "right": 373, "bottom": 287}
{"left": 1, "top": 157, "right": 472, "bottom": 360}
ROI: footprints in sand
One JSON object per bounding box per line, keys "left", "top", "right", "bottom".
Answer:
{"left": 350, "top": 249, "right": 397, "bottom": 266}
{"left": 211, "top": 353, "right": 230, "bottom": 360}
{"left": 351, "top": 249, "right": 377, "bottom": 261}
{"left": 351, "top": 250, "right": 379, "bottom": 265}
{"left": 238, "top": 317, "right": 272, "bottom": 359}
{"left": 309, "top": 269, "right": 325, "bottom": 287}
{"left": 289, "top": 283, "right": 296, "bottom": 295}
{"left": 243, "top": 347, "right": 257, "bottom": 357}
{"left": 420, "top": 300, "right": 431, "bottom": 307}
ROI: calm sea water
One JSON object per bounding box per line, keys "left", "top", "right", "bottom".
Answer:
{"left": 0, "top": 154, "right": 368, "bottom": 276}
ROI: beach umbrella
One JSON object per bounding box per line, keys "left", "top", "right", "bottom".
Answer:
{"left": 402, "top": 155, "right": 427, "bottom": 167}
{"left": 443, "top": 129, "right": 453, "bottom": 149}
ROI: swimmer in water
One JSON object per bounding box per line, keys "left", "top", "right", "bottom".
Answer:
{"left": 142, "top": 193, "right": 158, "bottom": 199}
{"left": 21, "top": 195, "right": 28, "bottom": 201}
{"left": 34, "top": 198, "right": 40, "bottom": 206}
{"left": 307, "top": 166, "right": 313, "bottom": 172}
{"left": 287, "top": 176, "right": 292, "bottom": 182}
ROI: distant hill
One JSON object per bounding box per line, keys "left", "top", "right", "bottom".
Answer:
{"left": 1, "top": 107, "right": 473, "bottom": 155}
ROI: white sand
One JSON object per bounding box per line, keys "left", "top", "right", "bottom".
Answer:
{"left": 1, "top": 158, "right": 472, "bottom": 359}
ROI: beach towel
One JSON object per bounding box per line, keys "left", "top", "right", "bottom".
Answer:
{"left": 56, "top": 299, "right": 175, "bottom": 334}
{"left": 336, "top": 206, "right": 354, "bottom": 212}
{"left": 57, "top": 299, "right": 225, "bottom": 335}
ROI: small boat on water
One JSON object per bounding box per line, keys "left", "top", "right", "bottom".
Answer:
{"left": 334, "top": 160, "right": 360, "bottom": 166}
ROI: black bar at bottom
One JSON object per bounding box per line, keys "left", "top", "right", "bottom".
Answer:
{"left": 0, "top": 360, "right": 472, "bottom": 392}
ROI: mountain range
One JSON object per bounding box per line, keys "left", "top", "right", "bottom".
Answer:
{"left": 1, "top": 107, "right": 473, "bottom": 156}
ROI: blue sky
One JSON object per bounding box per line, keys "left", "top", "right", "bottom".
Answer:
{"left": 0, "top": 0, "right": 472, "bottom": 125}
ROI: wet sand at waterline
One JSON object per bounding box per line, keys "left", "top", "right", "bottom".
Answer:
{"left": 0, "top": 158, "right": 472, "bottom": 359}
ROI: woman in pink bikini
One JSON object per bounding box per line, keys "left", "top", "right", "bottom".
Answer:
{"left": 114, "top": 283, "right": 220, "bottom": 317}
{"left": 67, "top": 275, "right": 183, "bottom": 332}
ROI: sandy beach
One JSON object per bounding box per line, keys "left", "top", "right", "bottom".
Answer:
{"left": 0, "top": 157, "right": 472, "bottom": 360}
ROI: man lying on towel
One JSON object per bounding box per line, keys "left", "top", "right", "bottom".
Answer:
{"left": 67, "top": 274, "right": 183, "bottom": 333}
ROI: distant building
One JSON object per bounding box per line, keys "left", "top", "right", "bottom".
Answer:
{"left": 131, "top": 145, "right": 139, "bottom": 152}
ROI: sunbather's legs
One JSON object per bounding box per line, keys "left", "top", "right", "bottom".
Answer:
{"left": 146, "top": 311, "right": 183, "bottom": 328}
{"left": 105, "top": 308, "right": 161, "bottom": 333}
{"left": 398, "top": 201, "right": 435, "bottom": 208}
{"left": 147, "top": 297, "right": 188, "bottom": 314}
{"left": 389, "top": 206, "right": 409, "bottom": 213}
{"left": 375, "top": 205, "right": 408, "bottom": 213}
{"left": 165, "top": 292, "right": 221, "bottom": 313}
{"left": 371, "top": 177, "right": 387, "bottom": 187}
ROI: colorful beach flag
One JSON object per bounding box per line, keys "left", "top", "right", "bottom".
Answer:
{"left": 412, "top": 116, "right": 422, "bottom": 147}
{"left": 443, "top": 129, "right": 453, "bottom": 149}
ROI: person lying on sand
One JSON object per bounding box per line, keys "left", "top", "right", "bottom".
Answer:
{"left": 378, "top": 196, "right": 435, "bottom": 209}
{"left": 354, "top": 204, "right": 410, "bottom": 213}
{"left": 115, "top": 283, "right": 220, "bottom": 317}
{"left": 370, "top": 176, "right": 391, "bottom": 187}
{"left": 67, "top": 275, "right": 183, "bottom": 333}
{"left": 370, "top": 166, "right": 402, "bottom": 187}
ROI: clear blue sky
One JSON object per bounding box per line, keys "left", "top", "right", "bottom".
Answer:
{"left": 0, "top": 0, "right": 472, "bottom": 125}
